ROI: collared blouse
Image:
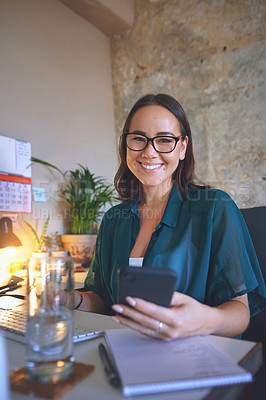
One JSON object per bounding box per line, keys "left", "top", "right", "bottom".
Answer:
{"left": 84, "top": 186, "right": 266, "bottom": 316}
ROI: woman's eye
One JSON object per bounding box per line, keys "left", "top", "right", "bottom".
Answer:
{"left": 133, "top": 136, "right": 145, "bottom": 142}
{"left": 158, "top": 137, "right": 173, "bottom": 143}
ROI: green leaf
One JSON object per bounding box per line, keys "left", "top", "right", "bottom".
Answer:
{"left": 24, "top": 216, "right": 50, "bottom": 251}
{"left": 39, "top": 216, "right": 50, "bottom": 248}
{"left": 24, "top": 221, "right": 41, "bottom": 251}
{"left": 31, "top": 157, "right": 64, "bottom": 176}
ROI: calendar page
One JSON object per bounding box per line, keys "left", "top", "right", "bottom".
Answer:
{"left": 0, "top": 174, "right": 32, "bottom": 213}
{"left": 0, "top": 135, "right": 31, "bottom": 178}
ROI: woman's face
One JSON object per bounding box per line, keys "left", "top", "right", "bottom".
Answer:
{"left": 126, "top": 105, "right": 188, "bottom": 194}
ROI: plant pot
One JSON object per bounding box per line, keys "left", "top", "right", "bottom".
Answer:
{"left": 61, "top": 234, "right": 97, "bottom": 266}
{"left": 31, "top": 252, "right": 49, "bottom": 258}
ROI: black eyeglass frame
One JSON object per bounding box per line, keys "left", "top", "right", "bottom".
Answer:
{"left": 123, "top": 132, "right": 186, "bottom": 154}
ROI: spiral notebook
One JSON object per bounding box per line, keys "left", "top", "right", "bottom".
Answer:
{"left": 105, "top": 329, "right": 252, "bottom": 397}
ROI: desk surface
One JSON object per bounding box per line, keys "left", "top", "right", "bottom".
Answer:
{"left": 1, "top": 272, "right": 263, "bottom": 400}
{"left": 5, "top": 310, "right": 262, "bottom": 400}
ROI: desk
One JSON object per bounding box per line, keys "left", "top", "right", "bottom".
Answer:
{"left": 6, "top": 311, "right": 263, "bottom": 400}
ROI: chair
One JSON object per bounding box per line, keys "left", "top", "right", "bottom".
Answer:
{"left": 240, "top": 207, "right": 266, "bottom": 281}
{"left": 240, "top": 206, "right": 266, "bottom": 399}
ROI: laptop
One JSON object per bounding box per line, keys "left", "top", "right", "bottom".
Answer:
{"left": 0, "top": 307, "right": 104, "bottom": 344}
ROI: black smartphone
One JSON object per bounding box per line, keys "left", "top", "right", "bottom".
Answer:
{"left": 117, "top": 266, "right": 178, "bottom": 308}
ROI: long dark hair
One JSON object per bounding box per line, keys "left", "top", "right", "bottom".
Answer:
{"left": 114, "top": 93, "right": 207, "bottom": 202}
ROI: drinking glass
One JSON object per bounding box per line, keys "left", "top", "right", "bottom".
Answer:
{"left": 26, "top": 255, "right": 74, "bottom": 383}
{"left": 0, "top": 329, "right": 10, "bottom": 400}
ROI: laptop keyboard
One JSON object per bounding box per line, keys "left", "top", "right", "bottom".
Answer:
{"left": 0, "top": 308, "right": 104, "bottom": 343}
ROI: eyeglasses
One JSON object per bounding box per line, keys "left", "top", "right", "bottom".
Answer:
{"left": 124, "top": 132, "right": 185, "bottom": 154}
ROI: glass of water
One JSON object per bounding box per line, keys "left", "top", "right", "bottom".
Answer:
{"left": 26, "top": 254, "right": 75, "bottom": 383}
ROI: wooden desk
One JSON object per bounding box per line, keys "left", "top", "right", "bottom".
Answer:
{"left": 6, "top": 311, "right": 263, "bottom": 400}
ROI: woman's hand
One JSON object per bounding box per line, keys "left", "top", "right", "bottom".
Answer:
{"left": 111, "top": 292, "right": 210, "bottom": 340}
{"left": 111, "top": 292, "right": 249, "bottom": 340}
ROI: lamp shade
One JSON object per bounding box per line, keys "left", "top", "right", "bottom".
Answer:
{"left": 0, "top": 217, "right": 22, "bottom": 249}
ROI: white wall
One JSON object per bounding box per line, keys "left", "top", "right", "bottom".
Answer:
{"left": 0, "top": 0, "right": 117, "bottom": 260}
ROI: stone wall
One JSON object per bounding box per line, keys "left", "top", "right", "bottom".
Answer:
{"left": 110, "top": 0, "right": 266, "bottom": 207}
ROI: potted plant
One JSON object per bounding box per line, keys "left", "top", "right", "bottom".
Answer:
{"left": 24, "top": 216, "right": 50, "bottom": 255}
{"left": 31, "top": 157, "right": 115, "bottom": 266}
{"left": 24, "top": 216, "right": 53, "bottom": 279}
{"left": 43, "top": 231, "right": 66, "bottom": 256}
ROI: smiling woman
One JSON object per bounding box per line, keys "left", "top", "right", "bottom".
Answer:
{"left": 68, "top": 93, "right": 266, "bottom": 342}
{"left": 115, "top": 94, "right": 198, "bottom": 203}
{"left": 124, "top": 104, "right": 188, "bottom": 198}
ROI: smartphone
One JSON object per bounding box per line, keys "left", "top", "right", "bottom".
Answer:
{"left": 117, "top": 266, "right": 178, "bottom": 308}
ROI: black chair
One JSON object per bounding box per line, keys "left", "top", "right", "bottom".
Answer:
{"left": 240, "top": 206, "right": 266, "bottom": 399}
{"left": 241, "top": 207, "right": 266, "bottom": 346}
{"left": 240, "top": 207, "right": 266, "bottom": 282}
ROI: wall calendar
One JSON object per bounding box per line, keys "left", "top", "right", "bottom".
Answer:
{"left": 0, "top": 174, "right": 32, "bottom": 213}
{"left": 0, "top": 134, "right": 32, "bottom": 213}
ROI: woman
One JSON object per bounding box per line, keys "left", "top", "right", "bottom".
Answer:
{"left": 73, "top": 93, "right": 266, "bottom": 340}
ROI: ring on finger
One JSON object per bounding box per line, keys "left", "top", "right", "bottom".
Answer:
{"left": 150, "top": 330, "right": 155, "bottom": 337}
{"left": 155, "top": 321, "right": 164, "bottom": 333}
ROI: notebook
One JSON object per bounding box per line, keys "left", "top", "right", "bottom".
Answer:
{"left": 0, "top": 307, "right": 104, "bottom": 344}
{"left": 105, "top": 328, "right": 253, "bottom": 397}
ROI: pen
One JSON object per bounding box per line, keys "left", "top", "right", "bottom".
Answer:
{"left": 0, "top": 284, "right": 22, "bottom": 295}
{"left": 0, "top": 282, "right": 17, "bottom": 291}
{"left": 98, "top": 343, "right": 121, "bottom": 388}
{"left": 0, "top": 294, "right": 25, "bottom": 299}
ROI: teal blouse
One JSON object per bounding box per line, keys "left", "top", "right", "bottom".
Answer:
{"left": 84, "top": 186, "right": 266, "bottom": 316}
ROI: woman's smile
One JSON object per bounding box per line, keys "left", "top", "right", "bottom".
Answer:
{"left": 139, "top": 162, "right": 163, "bottom": 171}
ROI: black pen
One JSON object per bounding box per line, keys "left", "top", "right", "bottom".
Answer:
{"left": 98, "top": 343, "right": 121, "bottom": 388}
{"left": 0, "top": 282, "right": 17, "bottom": 291}
{"left": 0, "top": 294, "right": 25, "bottom": 299}
{"left": 0, "top": 284, "right": 22, "bottom": 294}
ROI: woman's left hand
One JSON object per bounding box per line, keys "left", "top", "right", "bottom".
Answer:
{"left": 111, "top": 292, "right": 211, "bottom": 340}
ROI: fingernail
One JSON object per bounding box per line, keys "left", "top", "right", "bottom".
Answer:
{"left": 112, "top": 304, "right": 124, "bottom": 313}
{"left": 111, "top": 316, "right": 120, "bottom": 324}
{"left": 126, "top": 296, "right": 136, "bottom": 307}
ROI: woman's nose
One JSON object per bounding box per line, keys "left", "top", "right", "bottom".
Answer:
{"left": 142, "top": 141, "right": 157, "bottom": 158}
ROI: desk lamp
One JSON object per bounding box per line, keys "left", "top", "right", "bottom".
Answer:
{"left": 0, "top": 217, "right": 22, "bottom": 249}
{"left": 0, "top": 217, "right": 23, "bottom": 289}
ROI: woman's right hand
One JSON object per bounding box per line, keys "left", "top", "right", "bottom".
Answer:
{"left": 111, "top": 291, "right": 249, "bottom": 339}
{"left": 111, "top": 292, "right": 210, "bottom": 340}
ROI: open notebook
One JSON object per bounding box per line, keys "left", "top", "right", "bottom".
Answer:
{"left": 0, "top": 307, "right": 104, "bottom": 343}
{"left": 105, "top": 328, "right": 253, "bottom": 397}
